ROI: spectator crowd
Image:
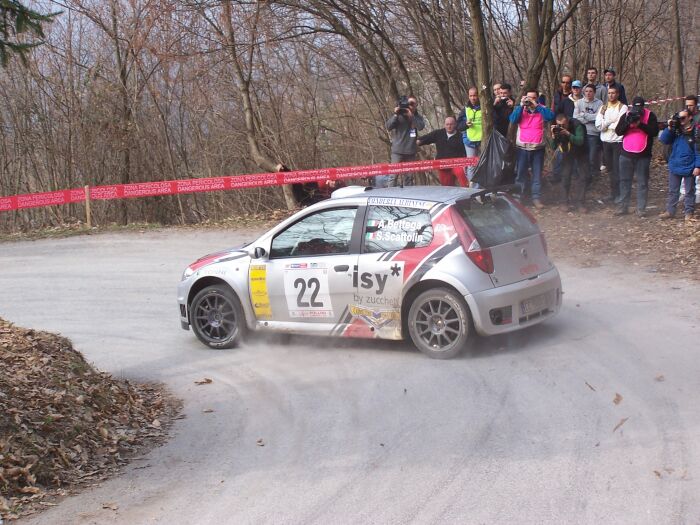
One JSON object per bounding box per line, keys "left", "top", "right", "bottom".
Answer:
{"left": 382, "top": 66, "right": 700, "bottom": 222}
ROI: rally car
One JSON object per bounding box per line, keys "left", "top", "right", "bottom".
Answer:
{"left": 178, "top": 186, "right": 562, "bottom": 359}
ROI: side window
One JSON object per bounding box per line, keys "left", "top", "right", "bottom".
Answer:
{"left": 364, "top": 206, "right": 433, "bottom": 253}
{"left": 270, "top": 207, "right": 357, "bottom": 258}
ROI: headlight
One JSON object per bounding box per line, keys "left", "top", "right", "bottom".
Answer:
{"left": 181, "top": 267, "right": 194, "bottom": 281}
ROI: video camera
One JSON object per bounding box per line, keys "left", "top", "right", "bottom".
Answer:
{"left": 626, "top": 107, "right": 642, "bottom": 124}
{"left": 669, "top": 112, "right": 682, "bottom": 132}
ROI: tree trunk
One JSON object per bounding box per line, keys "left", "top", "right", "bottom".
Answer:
{"left": 466, "top": 0, "right": 493, "bottom": 140}
{"left": 670, "top": 0, "right": 685, "bottom": 97}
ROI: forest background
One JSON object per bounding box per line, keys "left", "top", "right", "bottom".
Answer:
{"left": 0, "top": 0, "right": 697, "bottom": 231}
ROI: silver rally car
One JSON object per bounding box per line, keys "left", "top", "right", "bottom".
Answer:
{"left": 178, "top": 186, "right": 562, "bottom": 359}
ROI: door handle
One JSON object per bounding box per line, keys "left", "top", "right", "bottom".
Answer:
{"left": 334, "top": 264, "right": 349, "bottom": 272}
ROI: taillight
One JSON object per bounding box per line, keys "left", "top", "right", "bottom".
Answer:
{"left": 450, "top": 207, "right": 494, "bottom": 274}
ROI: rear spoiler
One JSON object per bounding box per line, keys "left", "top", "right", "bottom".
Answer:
{"left": 467, "top": 184, "right": 519, "bottom": 202}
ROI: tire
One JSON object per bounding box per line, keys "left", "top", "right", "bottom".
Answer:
{"left": 407, "top": 287, "right": 470, "bottom": 359}
{"left": 190, "top": 285, "right": 246, "bottom": 349}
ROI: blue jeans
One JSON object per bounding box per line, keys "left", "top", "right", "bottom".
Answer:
{"left": 516, "top": 148, "right": 545, "bottom": 200}
{"left": 375, "top": 153, "right": 416, "bottom": 187}
{"left": 465, "top": 143, "right": 480, "bottom": 183}
{"left": 374, "top": 175, "right": 395, "bottom": 188}
{"left": 667, "top": 174, "right": 696, "bottom": 215}
{"left": 618, "top": 155, "right": 651, "bottom": 212}
{"left": 586, "top": 135, "right": 601, "bottom": 185}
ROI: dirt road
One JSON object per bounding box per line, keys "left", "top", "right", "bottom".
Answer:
{"left": 1, "top": 229, "right": 699, "bottom": 524}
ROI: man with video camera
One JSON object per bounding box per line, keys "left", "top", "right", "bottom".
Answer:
{"left": 379, "top": 95, "right": 425, "bottom": 188}
{"left": 658, "top": 106, "right": 700, "bottom": 222}
{"left": 614, "top": 96, "right": 659, "bottom": 217}
{"left": 509, "top": 89, "right": 555, "bottom": 209}
{"left": 549, "top": 113, "right": 588, "bottom": 212}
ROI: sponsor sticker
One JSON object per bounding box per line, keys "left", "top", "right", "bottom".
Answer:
{"left": 250, "top": 264, "right": 272, "bottom": 319}
{"left": 367, "top": 197, "right": 435, "bottom": 209}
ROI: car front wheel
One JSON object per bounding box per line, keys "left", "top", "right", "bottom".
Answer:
{"left": 407, "top": 288, "right": 470, "bottom": 359}
{"left": 190, "top": 285, "right": 246, "bottom": 349}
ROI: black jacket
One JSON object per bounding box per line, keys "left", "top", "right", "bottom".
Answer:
{"left": 552, "top": 91, "right": 575, "bottom": 118}
{"left": 615, "top": 110, "right": 659, "bottom": 158}
{"left": 493, "top": 97, "right": 515, "bottom": 136}
{"left": 418, "top": 129, "right": 467, "bottom": 159}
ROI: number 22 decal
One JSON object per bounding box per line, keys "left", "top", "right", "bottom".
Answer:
{"left": 294, "top": 277, "right": 324, "bottom": 307}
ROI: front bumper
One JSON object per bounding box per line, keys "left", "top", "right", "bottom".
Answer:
{"left": 465, "top": 267, "right": 562, "bottom": 336}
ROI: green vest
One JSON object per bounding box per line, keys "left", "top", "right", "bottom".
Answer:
{"left": 465, "top": 106, "right": 483, "bottom": 143}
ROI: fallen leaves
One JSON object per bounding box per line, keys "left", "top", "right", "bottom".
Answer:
{"left": 256, "top": 438, "right": 265, "bottom": 447}
{"left": 0, "top": 317, "right": 180, "bottom": 518}
{"left": 102, "top": 502, "right": 119, "bottom": 511}
{"left": 194, "top": 378, "right": 212, "bottom": 385}
{"left": 613, "top": 393, "right": 623, "bottom": 405}
{"left": 538, "top": 167, "right": 700, "bottom": 282}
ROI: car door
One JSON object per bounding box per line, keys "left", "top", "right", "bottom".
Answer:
{"left": 354, "top": 204, "right": 435, "bottom": 339}
{"left": 259, "top": 206, "right": 360, "bottom": 333}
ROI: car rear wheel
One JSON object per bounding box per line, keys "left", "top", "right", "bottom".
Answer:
{"left": 407, "top": 288, "right": 470, "bottom": 359}
{"left": 190, "top": 285, "right": 246, "bottom": 349}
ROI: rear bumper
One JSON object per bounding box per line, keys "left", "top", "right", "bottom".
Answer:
{"left": 465, "top": 267, "right": 562, "bottom": 336}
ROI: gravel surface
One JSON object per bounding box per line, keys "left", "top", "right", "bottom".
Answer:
{"left": 0, "top": 228, "right": 699, "bottom": 524}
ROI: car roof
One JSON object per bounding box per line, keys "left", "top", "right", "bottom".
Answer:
{"left": 331, "top": 185, "right": 479, "bottom": 204}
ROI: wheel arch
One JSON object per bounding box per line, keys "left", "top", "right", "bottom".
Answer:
{"left": 187, "top": 276, "right": 254, "bottom": 330}
{"left": 401, "top": 279, "right": 473, "bottom": 339}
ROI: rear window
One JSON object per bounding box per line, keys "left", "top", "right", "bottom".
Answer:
{"left": 454, "top": 195, "right": 539, "bottom": 247}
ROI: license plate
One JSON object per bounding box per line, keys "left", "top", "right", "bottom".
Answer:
{"left": 520, "top": 291, "right": 552, "bottom": 316}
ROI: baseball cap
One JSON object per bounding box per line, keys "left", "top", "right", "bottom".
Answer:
{"left": 572, "top": 80, "right": 582, "bottom": 88}
{"left": 604, "top": 66, "right": 616, "bottom": 75}
{"left": 631, "top": 96, "right": 645, "bottom": 107}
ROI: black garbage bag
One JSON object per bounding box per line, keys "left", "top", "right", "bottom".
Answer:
{"left": 472, "top": 130, "right": 516, "bottom": 188}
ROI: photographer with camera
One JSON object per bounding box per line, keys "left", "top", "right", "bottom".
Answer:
{"left": 614, "top": 96, "right": 659, "bottom": 217}
{"left": 509, "top": 89, "right": 555, "bottom": 209}
{"left": 379, "top": 95, "right": 425, "bottom": 188}
{"left": 658, "top": 108, "right": 699, "bottom": 222}
{"left": 493, "top": 83, "right": 515, "bottom": 137}
{"left": 549, "top": 113, "right": 589, "bottom": 212}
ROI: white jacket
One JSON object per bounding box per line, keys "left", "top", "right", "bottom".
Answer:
{"left": 595, "top": 101, "right": 627, "bottom": 143}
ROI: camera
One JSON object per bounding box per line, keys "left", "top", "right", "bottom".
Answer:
{"left": 396, "top": 95, "right": 410, "bottom": 113}
{"left": 669, "top": 112, "right": 682, "bottom": 132}
{"left": 552, "top": 124, "right": 563, "bottom": 134}
{"left": 626, "top": 107, "right": 642, "bottom": 124}
{"left": 522, "top": 97, "right": 534, "bottom": 108}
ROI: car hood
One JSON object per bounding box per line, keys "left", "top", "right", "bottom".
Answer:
{"left": 188, "top": 247, "right": 250, "bottom": 271}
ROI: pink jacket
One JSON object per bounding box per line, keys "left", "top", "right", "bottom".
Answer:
{"left": 516, "top": 111, "right": 546, "bottom": 149}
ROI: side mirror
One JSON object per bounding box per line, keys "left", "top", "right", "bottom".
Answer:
{"left": 253, "top": 247, "right": 267, "bottom": 259}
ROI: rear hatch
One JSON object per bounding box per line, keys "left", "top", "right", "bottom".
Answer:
{"left": 453, "top": 193, "right": 552, "bottom": 287}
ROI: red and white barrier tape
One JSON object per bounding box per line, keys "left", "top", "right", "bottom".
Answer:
{"left": 641, "top": 95, "right": 698, "bottom": 106}
{"left": 0, "top": 157, "right": 477, "bottom": 213}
